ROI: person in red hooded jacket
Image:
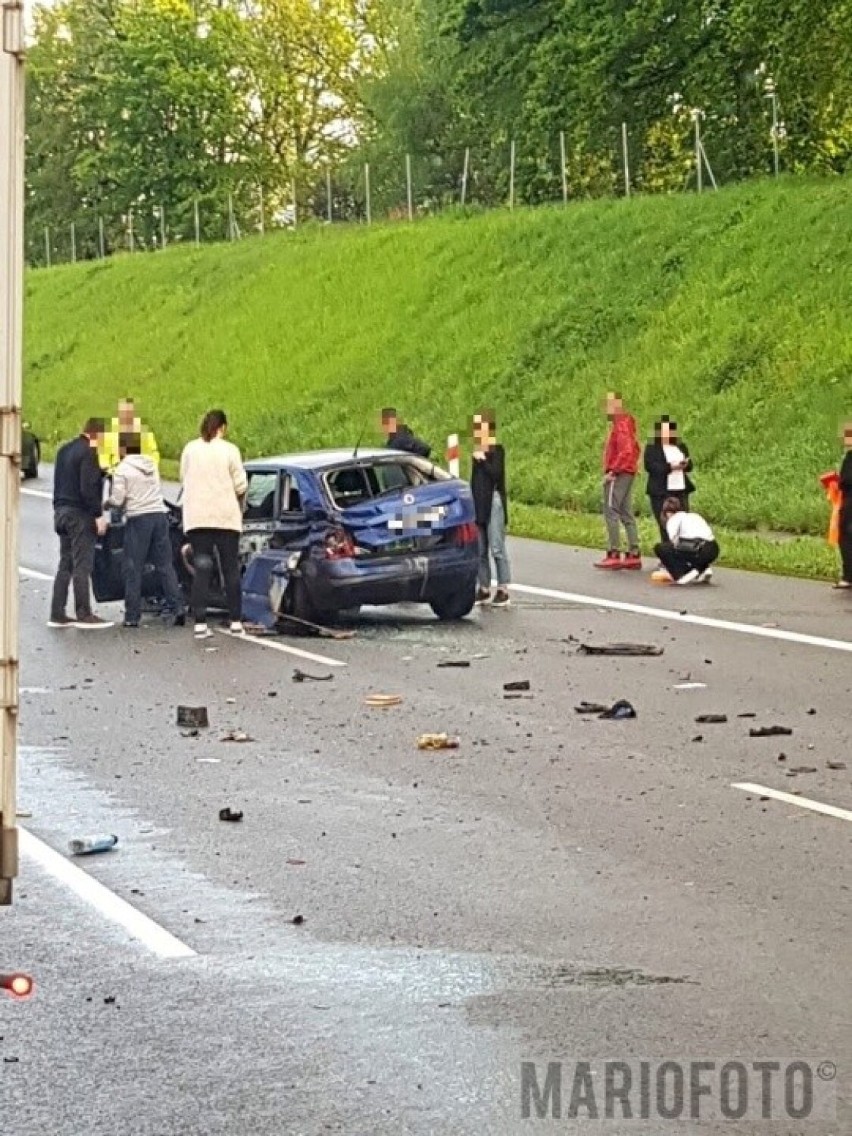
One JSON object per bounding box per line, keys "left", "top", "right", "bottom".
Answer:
{"left": 596, "top": 392, "right": 642, "bottom": 569}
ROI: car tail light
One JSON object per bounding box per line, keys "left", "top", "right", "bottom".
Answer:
{"left": 324, "top": 529, "right": 357, "bottom": 560}
{"left": 1, "top": 973, "right": 34, "bottom": 1000}
{"left": 454, "top": 522, "right": 479, "bottom": 546}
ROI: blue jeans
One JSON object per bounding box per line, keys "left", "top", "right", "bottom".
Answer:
{"left": 478, "top": 493, "right": 511, "bottom": 589}
{"left": 123, "top": 512, "right": 185, "bottom": 623}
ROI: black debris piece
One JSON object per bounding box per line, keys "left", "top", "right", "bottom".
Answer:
{"left": 827, "top": 761, "right": 847, "bottom": 771}
{"left": 599, "top": 700, "right": 637, "bottom": 721}
{"left": 737, "top": 713, "right": 757, "bottom": 719}
{"left": 574, "top": 702, "right": 610, "bottom": 715}
{"left": 695, "top": 714, "right": 728, "bottom": 724}
{"left": 177, "top": 706, "right": 209, "bottom": 729}
{"left": 104, "top": 996, "right": 116, "bottom": 1005}
{"left": 749, "top": 726, "right": 793, "bottom": 738}
{"left": 292, "top": 915, "right": 305, "bottom": 926}
{"left": 789, "top": 766, "right": 817, "bottom": 774}
{"left": 180, "top": 728, "right": 199, "bottom": 739}
{"left": 503, "top": 680, "right": 531, "bottom": 692}
{"left": 777, "top": 753, "right": 787, "bottom": 762}
{"left": 292, "top": 669, "right": 334, "bottom": 683}
{"left": 504, "top": 693, "right": 534, "bottom": 700}
{"left": 692, "top": 735, "right": 704, "bottom": 743}
{"left": 218, "top": 807, "right": 243, "bottom": 823}
{"left": 437, "top": 660, "right": 471, "bottom": 669}
{"left": 578, "top": 643, "right": 664, "bottom": 658}
{"left": 807, "top": 708, "right": 817, "bottom": 716}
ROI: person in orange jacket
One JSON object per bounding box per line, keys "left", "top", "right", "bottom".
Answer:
{"left": 834, "top": 422, "right": 852, "bottom": 589}
{"left": 596, "top": 392, "right": 641, "bottom": 570}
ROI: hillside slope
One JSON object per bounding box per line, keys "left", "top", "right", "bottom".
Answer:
{"left": 25, "top": 178, "right": 851, "bottom": 537}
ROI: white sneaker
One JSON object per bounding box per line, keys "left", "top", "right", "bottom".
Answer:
{"left": 194, "top": 624, "right": 214, "bottom": 641}
{"left": 677, "top": 569, "right": 701, "bottom": 586}
{"left": 229, "top": 622, "right": 245, "bottom": 635}
{"left": 697, "top": 568, "right": 714, "bottom": 583}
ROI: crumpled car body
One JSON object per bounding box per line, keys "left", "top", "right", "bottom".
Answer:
{"left": 93, "top": 448, "right": 480, "bottom": 626}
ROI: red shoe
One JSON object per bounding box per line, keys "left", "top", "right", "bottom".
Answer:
{"left": 622, "top": 552, "right": 643, "bottom": 570}
{"left": 595, "top": 552, "right": 624, "bottom": 570}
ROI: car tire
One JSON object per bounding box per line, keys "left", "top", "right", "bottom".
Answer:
{"left": 429, "top": 584, "right": 476, "bottom": 622}
{"left": 289, "top": 578, "right": 336, "bottom": 627}
{"left": 23, "top": 442, "right": 39, "bottom": 480}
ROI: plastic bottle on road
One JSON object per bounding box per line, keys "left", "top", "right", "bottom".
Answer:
{"left": 68, "top": 835, "right": 119, "bottom": 856}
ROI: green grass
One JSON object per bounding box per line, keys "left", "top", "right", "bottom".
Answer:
{"left": 25, "top": 177, "right": 850, "bottom": 578}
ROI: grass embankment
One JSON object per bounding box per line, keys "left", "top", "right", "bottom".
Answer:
{"left": 24, "top": 178, "right": 851, "bottom": 579}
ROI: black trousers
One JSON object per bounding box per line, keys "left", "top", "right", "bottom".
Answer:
{"left": 650, "top": 492, "right": 689, "bottom": 541}
{"left": 51, "top": 507, "right": 96, "bottom": 620}
{"left": 187, "top": 528, "right": 242, "bottom": 623}
{"left": 123, "top": 513, "right": 185, "bottom": 624}
{"left": 654, "top": 538, "right": 719, "bottom": 581}
{"left": 840, "top": 501, "right": 852, "bottom": 583}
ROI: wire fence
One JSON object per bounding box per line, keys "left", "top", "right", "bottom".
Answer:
{"left": 27, "top": 112, "right": 779, "bottom": 269}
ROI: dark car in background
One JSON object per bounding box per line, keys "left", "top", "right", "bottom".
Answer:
{"left": 93, "top": 448, "right": 480, "bottom": 626}
{"left": 21, "top": 423, "right": 39, "bottom": 480}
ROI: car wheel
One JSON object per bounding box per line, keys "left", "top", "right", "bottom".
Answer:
{"left": 23, "top": 442, "right": 39, "bottom": 480}
{"left": 289, "top": 578, "right": 336, "bottom": 627}
{"left": 429, "top": 584, "right": 476, "bottom": 621}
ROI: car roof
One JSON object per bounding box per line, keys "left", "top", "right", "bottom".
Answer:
{"left": 244, "top": 448, "right": 417, "bottom": 472}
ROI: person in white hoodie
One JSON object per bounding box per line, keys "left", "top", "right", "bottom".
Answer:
{"left": 180, "top": 409, "right": 248, "bottom": 640}
{"left": 655, "top": 496, "right": 720, "bottom": 585}
{"left": 105, "top": 433, "right": 186, "bottom": 628}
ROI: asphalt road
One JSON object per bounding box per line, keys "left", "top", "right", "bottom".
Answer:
{"left": 2, "top": 475, "right": 850, "bottom": 1135}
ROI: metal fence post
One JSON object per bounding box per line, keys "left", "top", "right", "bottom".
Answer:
{"left": 259, "top": 185, "right": 265, "bottom": 235}
{"left": 694, "top": 113, "right": 703, "bottom": 194}
{"left": 128, "top": 209, "right": 135, "bottom": 253}
{"left": 44, "top": 227, "right": 51, "bottom": 267}
{"left": 365, "top": 163, "right": 371, "bottom": 225}
{"left": 326, "top": 167, "right": 333, "bottom": 223}
{"left": 291, "top": 178, "right": 297, "bottom": 230}
{"left": 228, "top": 193, "right": 235, "bottom": 241}
{"left": 194, "top": 198, "right": 200, "bottom": 246}
{"left": 461, "top": 147, "right": 470, "bottom": 206}
{"left": 406, "top": 154, "right": 413, "bottom": 221}
{"left": 70, "top": 222, "right": 76, "bottom": 263}
{"left": 560, "top": 131, "right": 568, "bottom": 205}
{"left": 159, "top": 205, "right": 166, "bottom": 249}
{"left": 621, "top": 123, "right": 631, "bottom": 197}
{"left": 98, "top": 216, "right": 105, "bottom": 260}
{"left": 509, "top": 140, "right": 516, "bottom": 209}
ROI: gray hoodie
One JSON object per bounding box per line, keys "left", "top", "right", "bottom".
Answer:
{"left": 106, "top": 455, "right": 166, "bottom": 519}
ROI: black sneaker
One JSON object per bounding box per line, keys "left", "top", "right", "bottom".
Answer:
{"left": 74, "top": 614, "right": 115, "bottom": 630}
{"left": 475, "top": 588, "right": 492, "bottom": 605}
{"left": 492, "top": 588, "right": 511, "bottom": 607}
{"left": 47, "top": 615, "right": 74, "bottom": 628}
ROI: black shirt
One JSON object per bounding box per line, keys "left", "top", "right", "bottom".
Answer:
{"left": 643, "top": 440, "right": 695, "bottom": 499}
{"left": 53, "top": 435, "right": 103, "bottom": 517}
{"left": 386, "top": 426, "right": 431, "bottom": 459}
{"left": 840, "top": 451, "right": 852, "bottom": 501}
{"left": 471, "top": 445, "right": 508, "bottom": 526}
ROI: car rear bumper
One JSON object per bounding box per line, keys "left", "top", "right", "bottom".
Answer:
{"left": 304, "top": 545, "right": 478, "bottom": 609}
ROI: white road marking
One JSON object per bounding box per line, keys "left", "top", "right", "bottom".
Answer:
{"left": 732, "top": 782, "right": 852, "bottom": 824}
{"left": 510, "top": 582, "right": 852, "bottom": 654}
{"left": 215, "top": 628, "right": 346, "bottom": 668}
{"left": 20, "top": 566, "right": 53, "bottom": 582}
{"left": 18, "top": 827, "right": 197, "bottom": 959}
{"left": 21, "top": 487, "right": 52, "bottom": 500}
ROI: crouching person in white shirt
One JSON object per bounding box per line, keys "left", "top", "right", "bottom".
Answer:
{"left": 655, "top": 496, "right": 719, "bottom": 585}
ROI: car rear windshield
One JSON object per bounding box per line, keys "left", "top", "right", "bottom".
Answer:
{"left": 325, "top": 459, "right": 449, "bottom": 510}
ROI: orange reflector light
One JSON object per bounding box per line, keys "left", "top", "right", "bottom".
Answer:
{"left": 1, "top": 973, "right": 34, "bottom": 999}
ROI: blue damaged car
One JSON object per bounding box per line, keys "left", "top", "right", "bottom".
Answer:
{"left": 93, "top": 448, "right": 481, "bottom": 626}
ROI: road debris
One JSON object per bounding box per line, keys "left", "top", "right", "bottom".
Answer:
{"left": 749, "top": 726, "right": 793, "bottom": 738}
{"left": 504, "top": 692, "right": 534, "bottom": 700}
{"left": 292, "top": 914, "right": 305, "bottom": 925}
{"left": 180, "top": 728, "right": 200, "bottom": 739}
{"left": 417, "top": 733, "right": 460, "bottom": 750}
{"left": 218, "top": 807, "right": 243, "bottom": 823}
{"left": 177, "top": 706, "right": 209, "bottom": 729}
{"left": 737, "top": 712, "right": 757, "bottom": 719}
{"left": 788, "top": 766, "right": 817, "bottom": 774}
{"left": 578, "top": 643, "right": 664, "bottom": 657}
{"left": 365, "top": 694, "right": 403, "bottom": 708}
{"left": 574, "top": 699, "right": 637, "bottom": 720}
{"left": 68, "top": 835, "right": 118, "bottom": 856}
{"left": 827, "top": 762, "right": 847, "bottom": 771}
{"left": 292, "top": 669, "right": 334, "bottom": 683}
{"left": 503, "top": 680, "right": 531, "bottom": 692}
{"left": 220, "top": 730, "right": 254, "bottom": 743}
{"left": 277, "top": 612, "right": 355, "bottom": 639}
{"left": 673, "top": 682, "right": 707, "bottom": 690}
{"left": 437, "top": 660, "right": 471, "bottom": 668}
{"left": 695, "top": 714, "right": 728, "bottom": 724}
{"left": 286, "top": 859, "right": 307, "bottom": 866}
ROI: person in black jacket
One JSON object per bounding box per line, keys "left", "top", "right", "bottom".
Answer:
{"left": 471, "top": 409, "right": 511, "bottom": 606}
{"left": 49, "top": 418, "right": 113, "bottom": 629}
{"left": 837, "top": 422, "right": 852, "bottom": 589}
{"left": 381, "top": 407, "right": 431, "bottom": 459}
{"left": 644, "top": 417, "right": 695, "bottom": 541}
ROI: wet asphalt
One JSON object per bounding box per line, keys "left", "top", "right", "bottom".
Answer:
{"left": 2, "top": 478, "right": 850, "bottom": 1135}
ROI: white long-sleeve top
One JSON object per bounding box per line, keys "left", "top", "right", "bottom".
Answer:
{"left": 180, "top": 437, "right": 247, "bottom": 534}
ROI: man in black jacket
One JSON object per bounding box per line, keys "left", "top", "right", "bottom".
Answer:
{"left": 381, "top": 408, "right": 431, "bottom": 459}
{"left": 49, "top": 418, "right": 113, "bottom": 629}
{"left": 838, "top": 422, "right": 852, "bottom": 589}
{"left": 471, "top": 409, "right": 511, "bottom": 606}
